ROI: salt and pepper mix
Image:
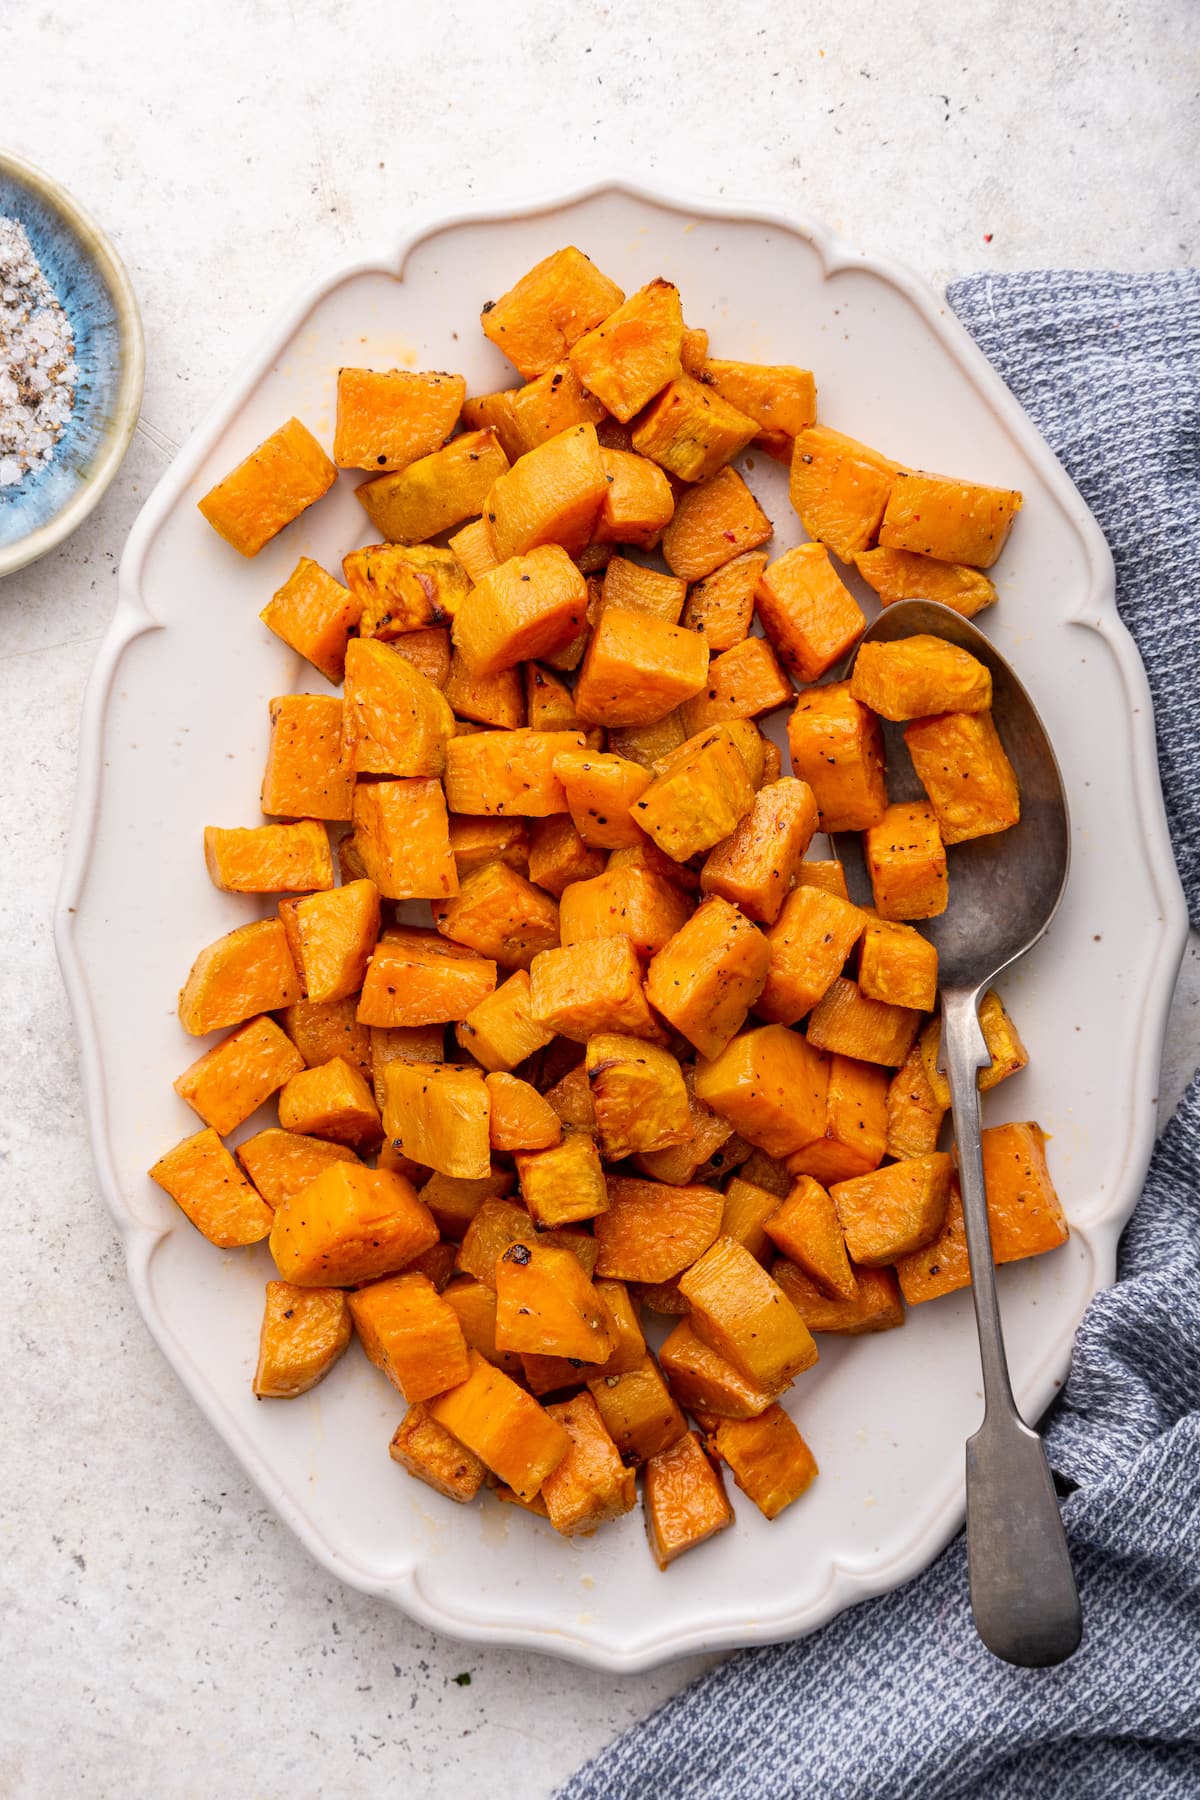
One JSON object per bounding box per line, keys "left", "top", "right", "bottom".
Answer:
{"left": 0, "top": 217, "right": 76, "bottom": 488}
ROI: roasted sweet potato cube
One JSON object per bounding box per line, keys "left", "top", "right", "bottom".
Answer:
{"left": 831, "top": 1152, "right": 952, "bottom": 1264}
{"left": 705, "top": 1405, "right": 818, "bottom": 1519}
{"left": 443, "top": 728, "right": 584, "bottom": 816}
{"left": 486, "top": 1073, "right": 561, "bottom": 1152}
{"left": 574, "top": 606, "right": 708, "bottom": 729}
{"left": 678, "top": 1236, "right": 818, "bottom": 1391}
{"left": 449, "top": 814, "right": 531, "bottom": 878}
{"left": 632, "top": 375, "right": 757, "bottom": 483}
{"left": 719, "top": 1174, "right": 785, "bottom": 1264}
{"left": 269, "top": 1161, "right": 437, "bottom": 1285}
{"left": 455, "top": 968, "right": 553, "bottom": 1071}
{"left": 765, "top": 1175, "right": 856, "bottom": 1300}
{"left": 530, "top": 939, "right": 665, "bottom": 1043}
{"left": 382, "top": 1060, "right": 490, "bottom": 1180}
{"left": 510, "top": 361, "right": 609, "bottom": 455}
{"left": 806, "top": 976, "right": 921, "bottom": 1066}
{"left": 389, "top": 1402, "right": 487, "bottom": 1501}
{"left": 527, "top": 815, "right": 606, "bottom": 897}
{"left": 631, "top": 1278, "right": 689, "bottom": 1316}
{"left": 236, "top": 1129, "right": 357, "bottom": 1209}
{"left": 149, "top": 1128, "right": 273, "bottom": 1248}
{"left": 567, "top": 277, "right": 684, "bottom": 420}
{"left": 865, "top": 801, "right": 948, "bottom": 920}
{"left": 859, "top": 916, "right": 939, "bottom": 1012}
{"left": 481, "top": 247, "right": 625, "bottom": 379}
{"left": 585, "top": 1034, "right": 689, "bottom": 1159}
{"left": 198, "top": 416, "right": 335, "bottom": 556}
{"left": 443, "top": 655, "right": 526, "bottom": 730}
{"left": 430, "top": 1351, "right": 569, "bottom": 1499}
{"left": 699, "top": 778, "right": 818, "bottom": 925}
{"left": 349, "top": 544, "right": 469, "bottom": 644}
{"left": 757, "top": 885, "right": 867, "bottom": 1025}
{"left": 448, "top": 515, "right": 503, "bottom": 583}
{"left": 453, "top": 544, "right": 588, "bottom": 677}
{"left": 786, "top": 681, "right": 888, "bottom": 833}
{"left": 694, "top": 1023, "right": 828, "bottom": 1158}
{"left": 281, "top": 879, "right": 380, "bottom": 1005}
{"left": 356, "top": 428, "right": 509, "bottom": 544}
{"left": 788, "top": 424, "right": 897, "bottom": 562}
{"left": 343, "top": 638, "right": 455, "bottom": 777}
{"left": 662, "top": 467, "right": 772, "bottom": 583}
{"left": 786, "top": 1053, "right": 889, "bottom": 1185}
{"left": 596, "top": 555, "right": 687, "bottom": 623}
{"left": 552, "top": 748, "right": 651, "bottom": 849}
{"left": 178, "top": 918, "right": 301, "bottom": 1035}
{"left": 792, "top": 862, "right": 850, "bottom": 902}
{"left": 204, "top": 820, "right": 333, "bottom": 895}
{"left": 421, "top": 1170, "right": 513, "bottom": 1242}
{"left": 854, "top": 545, "right": 997, "bottom": 618}
{"left": 680, "top": 550, "right": 766, "bottom": 652}
{"left": 634, "top": 728, "right": 756, "bottom": 862}
{"left": 261, "top": 694, "right": 354, "bottom": 822}
{"left": 349, "top": 1271, "right": 471, "bottom": 1401}
{"left": 495, "top": 1241, "right": 613, "bottom": 1361}
{"left": 738, "top": 1149, "right": 793, "bottom": 1198}
{"left": 879, "top": 469, "right": 1022, "bottom": 568}
{"left": 454, "top": 1199, "right": 534, "bottom": 1284}
{"left": 635, "top": 1068, "right": 737, "bottom": 1185}
{"left": 977, "top": 1121, "right": 1068, "bottom": 1258}
{"left": 484, "top": 422, "right": 608, "bottom": 562}
{"left": 389, "top": 625, "right": 452, "bottom": 689}
{"left": 607, "top": 838, "right": 701, "bottom": 892}
{"left": 332, "top": 368, "right": 464, "bottom": 471}
{"left": 905, "top": 710, "right": 1021, "bottom": 845}
{"left": 282, "top": 996, "right": 372, "bottom": 1077}
{"left": 645, "top": 895, "right": 769, "bottom": 1060}
{"left": 660, "top": 1318, "right": 780, "bottom": 1420}
{"left": 352, "top": 778, "right": 457, "bottom": 901}
{"left": 358, "top": 927, "right": 495, "bottom": 1028}
{"left": 701, "top": 359, "right": 817, "bottom": 437}
{"left": 174, "top": 1015, "right": 304, "bottom": 1136}
{"left": 441, "top": 1275, "right": 522, "bottom": 1373}
{"left": 959, "top": 988, "right": 1032, "bottom": 1093}
{"left": 560, "top": 864, "right": 691, "bottom": 960}
{"left": 773, "top": 1256, "right": 905, "bottom": 1333}
{"left": 433, "top": 860, "right": 559, "bottom": 971}
{"left": 459, "top": 387, "right": 533, "bottom": 461}
{"left": 544, "top": 1062, "right": 597, "bottom": 1135}
{"left": 592, "top": 448, "right": 675, "bottom": 547}
{"left": 755, "top": 543, "right": 865, "bottom": 684}
{"left": 538, "top": 1392, "right": 638, "bottom": 1534}
{"left": 260, "top": 557, "right": 361, "bottom": 685}
{"left": 253, "top": 1280, "right": 353, "bottom": 1399}
{"left": 587, "top": 1353, "right": 688, "bottom": 1464}
{"left": 887, "top": 1041, "right": 946, "bottom": 1159}
{"left": 524, "top": 663, "right": 579, "bottom": 732}
{"left": 593, "top": 1176, "right": 723, "bottom": 1283}
{"left": 851, "top": 634, "right": 992, "bottom": 719}
{"left": 513, "top": 1131, "right": 608, "bottom": 1229}
{"left": 679, "top": 634, "right": 793, "bottom": 738}
{"left": 407, "top": 1241, "right": 471, "bottom": 1295}
{"left": 643, "top": 1431, "right": 733, "bottom": 1567}
{"left": 278, "top": 1054, "right": 382, "bottom": 1149}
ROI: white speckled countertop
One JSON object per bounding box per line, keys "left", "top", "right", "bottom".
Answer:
{"left": 2, "top": 3, "right": 1197, "bottom": 1795}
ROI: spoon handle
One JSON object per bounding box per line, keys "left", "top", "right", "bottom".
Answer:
{"left": 939, "top": 986, "right": 1082, "bottom": 1668}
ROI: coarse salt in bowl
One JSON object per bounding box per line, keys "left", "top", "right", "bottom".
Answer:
{"left": 0, "top": 149, "right": 144, "bottom": 578}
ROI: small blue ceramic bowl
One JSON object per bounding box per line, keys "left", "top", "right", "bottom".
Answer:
{"left": 0, "top": 150, "right": 144, "bottom": 577}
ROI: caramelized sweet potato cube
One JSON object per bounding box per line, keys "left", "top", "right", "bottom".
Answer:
{"left": 486, "top": 1073, "right": 561, "bottom": 1152}
{"left": 260, "top": 557, "right": 361, "bottom": 686}
{"left": 662, "top": 467, "right": 772, "bottom": 582}
{"left": 950, "top": 987, "right": 1032, "bottom": 1093}
{"left": 699, "top": 778, "right": 818, "bottom": 925}
{"left": 509, "top": 361, "right": 608, "bottom": 454}
{"left": 806, "top": 976, "right": 921, "bottom": 1066}
{"left": 607, "top": 838, "right": 701, "bottom": 892}
{"left": 352, "top": 778, "right": 457, "bottom": 901}
{"left": 524, "top": 663, "right": 580, "bottom": 732}
{"left": 544, "top": 1062, "right": 597, "bottom": 1135}
{"left": 443, "top": 655, "right": 526, "bottom": 730}
{"left": 433, "top": 860, "right": 559, "bottom": 971}
{"left": 453, "top": 544, "right": 588, "bottom": 677}
{"left": 977, "top": 1121, "right": 1067, "bottom": 1260}
{"left": 755, "top": 543, "right": 865, "bottom": 684}
{"left": 350, "top": 1271, "right": 470, "bottom": 1401}
{"left": 253, "top": 1281, "right": 352, "bottom": 1398}
{"left": 831, "top": 1152, "right": 952, "bottom": 1264}
{"left": 568, "top": 277, "right": 684, "bottom": 421}
{"left": 277, "top": 1054, "right": 382, "bottom": 1149}
{"left": 389, "top": 1402, "right": 488, "bottom": 1501}
{"left": 786, "top": 681, "right": 888, "bottom": 833}
{"left": 358, "top": 927, "right": 495, "bottom": 1028}
{"left": 593, "top": 1176, "right": 723, "bottom": 1282}
{"left": 678, "top": 1236, "right": 818, "bottom": 1391}
{"left": 149, "top": 1128, "right": 273, "bottom": 1248}
{"left": 198, "top": 416, "right": 335, "bottom": 556}
{"left": 887, "top": 1041, "right": 946, "bottom": 1159}
{"left": 587, "top": 1353, "right": 688, "bottom": 1464}
{"left": 455, "top": 968, "right": 553, "bottom": 1071}
{"left": 660, "top": 1318, "right": 780, "bottom": 1419}
{"left": 705, "top": 1405, "right": 818, "bottom": 1519}
{"left": 459, "top": 389, "right": 532, "bottom": 461}
{"left": 430, "top": 1351, "right": 569, "bottom": 1499}
{"left": 552, "top": 748, "right": 651, "bottom": 849}
{"left": 389, "top": 626, "right": 452, "bottom": 689}
{"left": 694, "top": 1023, "right": 828, "bottom": 1158}
{"left": 680, "top": 550, "right": 766, "bottom": 652}
{"left": 851, "top": 634, "right": 992, "bottom": 720}
{"left": 269, "top": 1161, "right": 437, "bottom": 1285}
{"left": 854, "top": 545, "right": 997, "bottom": 618}
{"left": 596, "top": 555, "right": 687, "bottom": 624}
{"left": 737, "top": 1149, "right": 793, "bottom": 1198}
{"left": 421, "top": 1170, "right": 514, "bottom": 1242}
{"left": 634, "top": 727, "right": 756, "bottom": 862}
{"left": 786, "top": 1053, "right": 889, "bottom": 1185}
{"left": 178, "top": 918, "right": 301, "bottom": 1035}
{"left": 643, "top": 1431, "right": 733, "bottom": 1567}
{"left": 349, "top": 544, "right": 469, "bottom": 643}
{"left": 443, "top": 728, "right": 584, "bottom": 816}
{"left": 560, "top": 863, "right": 691, "bottom": 959}
{"left": 701, "top": 359, "right": 817, "bottom": 438}
{"left": 859, "top": 916, "right": 939, "bottom": 1012}
{"left": 449, "top": 814, "right": 530, "bottom": 878}
{"left": 539, "top": 1392, "right": 638, "bottom": 1533}
{"left": 174, "top": 1015, "right": 304, "bottom": 1136}
{"left": 720, "top": 1174, "right": 785, "bottom": 1263}
{"left": 448, "top": 515, "right": 503, "bottom": 583}
{"left": 788, "top": 424, "right": 897, "bottom": 562}
{"left": 356, "top": 428, "right": 509, "bottom": 544}
{"left": 281, "top": 879, "right": 380, "bottom": 1005}
{"left": 773, "top": 1256, "right": 905, "bottom": 1333}
{"left": 382, "top": 1060, "right": 490, "bottom": 1179}
{"left": 332, "top": 367, "right": 465, "bottom": 471}
{"left": 592, "top": 448, "right": 675, "bottom": 547}
{"left": 441, "top": 1276, "right": 522, "bottom": 1373}
{"left": 204, "top": 819, "right": 333, "bottom": 895}
{"left": 631, "top": 1278, "right": 689, "bottom": 1316}
{"left": 526, "top": 815, "right": 606, "bottom": 897}
{"left": 481, "top": 247, "right": 625, "bottom": 379}
{"left": 632, "top": 375, "right": 758, "bottom": 483}
{"left": 865, "top": 801, "right": 948, "bottom": 921}
{"left": 343, "top": 638, "right": 455, "bottom": 777}
{"left": 282, "top": 996, "right": 372, "bottom": 1077}
{"left": 645, "top": 895, "right": 770, "bottom": 1060}
{"left": 408, "top": 1243, "right": 469, "bottom": 1295}
{"left": 513, "top": 1130, "right": 608, "bottom": 1228}
{"left": 757, "top": 885, "right": 866, "bottom": 1025}
{"left": 574, "top": 606, "right": 708, "bottom": 728}
{"left": 495, "top": 1241, "right": 613, "bottom": 1361}
{"left": 904, "top": 709, "right": 1021, "bottom": 845}
{"left": 585, "top": 1034, "right": 690, "bottom": 1159}
{"left": 236, "top": 1129, "right": 357, "bottom": 1209}
{"left": 261, "top": 694, "right": 354, "bottom": 822}
{"left": 530, "top": 938, "right": 665, "bottom": 1043}
{"left": 679, "top": 635, "right": 792, "bottom": 737}
{"left": 879, "top": 468, "right": 1022, "bottom": 568}
{"left": 485, "top": 422, "right": 608, "bottom": 561}
{"left": 765, "top": 1176, "right": 856, "bottom": 1300}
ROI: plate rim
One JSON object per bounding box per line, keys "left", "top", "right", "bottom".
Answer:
{"left": 55, "top": 178, "right": 1189, "bottom": 1671}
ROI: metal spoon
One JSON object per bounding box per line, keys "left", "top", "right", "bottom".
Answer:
{"left": 837, "top": 597, "right": 1082, "bottom": 1668}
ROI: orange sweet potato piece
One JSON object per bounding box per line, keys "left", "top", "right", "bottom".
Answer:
{"left": 382, "top": 1060, "right": 490, "bottom": 1180}
{"left": 718, "top": 1172, "right": 784, "bottom": 1265}
{"left": 277, "top": 1054, "right": 383, "bottom": 1149}
{"left": 485, "top": 422, "right": 608, "bottom": 561}
{"left": 593, "top": 448, "right": 676, "bottom": 547}
{"left": 455, "top": 1200, "right": 535, "bottom": 1285}
{"left": 831, "top": 1152, "right": 952, "bottom": 1264}
{"left": 280, "top": 879, "right": 379, "bottom": 1005}
{"left": 755, "top": 543, "right": 865, "bottom": 684}
{"left": 494, "top": 1240, "right": 613, "bottom": 1360}
{"left": 765, "top": 1175, "right": 856, "bottom": 1300}
{"left": 453, "top": 544, "right": 588, "bottom": 677}
{"left": 456, "top": 968, "right": 554, "bottom": 1071}
{"left": 269, "top": 1161, "right": 437, "bottom": 1286}
{"left": 805, "top": 976, "right": 922, "bottom": 1066}
{"left": 587, "top": 1353, "right": 688, "bottom": 1464}
{"left": 643, "top": 1431, "right": 734, "bottom": 1567}
{"left": 703, "top": 1405, "right": 818, "bottom": 1519}
{"left": 701, "top": 359, "right": 817, "bottom": 438}
{"left": 786, "top": 681, "right": 888, "bottom": 833}
{"left": 178, "top": 918, "right": 301, "bottom": 1035}
{"left": 204, "top": 820, "right": 332, "bottom": 895}
{"left": 527, "top": 815, "right": 606, "bottom": 897}
{"left": 530, "top": 939, "right": 666, "bottom": 1044}
{"left": 174, "top": 1014, "right": 304, "bottom": 1136}
{"left": 635, "top": 1074, "right": 742, "bottom": 1187}
{"left": 887, "top": 1042, "right": 946, "bottom": 1159}
{"left": 694, "top": 1023, "right": 828, "bottom": 1159}
{"left": 356, "top": 428, "right": 509, "bottom": 544}
{"left": 389, "top": 1401, "right": 488, "bottom": 1501}
{"left": 560, "top": 863, "right": 691, "bottom": 958}
{"left": 507, "top": 361, "right": 609, "bottom": 455}
{"left": 443, "top": 654, "right": 526, "bottom": 730}
{"left": 865, "top": 801, "right": 949, "bottom": 920}
{"left": 352, "top": 778, "right": 457, "bottom": 901}
{"left": 449, "top": 814, "right": 531, "bottom": 878}
{"left": 633, "top": 726, "right": 757, "bottom": 862}
{"left": 596, "top": 555, "right": 687, "bottom": 623}
{"left": 524, "top": 663, "right": 580, "bottom": 732}
{"left": 349, "top": 1271, "right": 470, "bottom": 1401}
{"left": 486, "top": 1072, "right": 562, "bottom": 1152}
{"left": 788, "top": 424, "right": 897, "bottom": 562}
{"left": 448, "top": 515, "right": 503, "bottom": 583}
{"left": 854, "top": 546, "right": 997, "bottom": 619}
{"left": 659, "top": 1318, "right": 780, "bottom": 1420}
{"left": 737, "top": 1149, "right": 793, "bottom": 1197}
{"left": 260, "top": 557, "right": 361, "bottom": 685}
{"left": 585, "top": 1034, "right": 690, "bottom": 1160}
{"left": 282, "top": 996, "right": 372, "bottom": 1078}
{"left": 149, "top": 1127, "right": 274, "bottom": 1248}
{"left": 443, "top": 728, "right": 584, "bottom": 816}
{"left": 198, "top": 417, "right": 335, "bottom": 556}
{"left": 236, "top": 1129, "right": 357, "bottom": 1208}
{"left": 429, "top": 1351, "right": 569, "bottom": 1499}
{"left": 568, "top": 277, "right": 684, "bottom": 420}
{"left": 253, "top": 1282, "right": 352, "bottom": 1398}
{"left": 441, "top": 1275, "right": 523, "bottom": 1373}
{"left": 540, "top": 1392, "right": 638, "bottom": 1534}
{"left": 333, "top": 367, "right": 465, "bottom": 471}
{"left": 593, "top": 1176, "right": 723, "bottom": 1282}
{"left": 343, "top": 637, "right": 455, "bottom": 777}
{"left": 773, "top": 1256, "right": 905, "bottom": 1334}
{"left": 421, "top": 1170, "right": 514, "bottom": 1242}
{"left": 662, "top": 466, "right": 772, "bottom": 581}
{"left": 786, "top": 1053, "right": 889, "bottom": 1185}
{"left": 357, "top": 927, "right": 495, "bottom": 1028}
{"left": 679, "top": 1236, "right": 818, "bottom": 1391}
{"left": 679, "top": 635, "right": 793, "bottom": 737}
{"left": 552, "top": 747, "right": 651, "bottom": 849}
{"left": 904, "top": 710, "right": 1021, "bottom": 845}
{"left": 851, "top": 635, "right": 992, "bottom": 719}
{"left": 632, "top": 375, "right": 757, "bottom": 483}
{"left": 432, "top": 860, "right": 560, "bottom": 971}
{"left": 516, "top": 1129, "right": 609, "bottom": 1227}
{"left": 261, "top": 694, "right": 354, "bottom": 822}
{"left": 859, "top": 916, "right": 939, "bottom": 1012}
{"left": 349, "top": 544, "right": 470, "bottom": 644}
{"left": 574, "top": 606, "right": 709, "bottom": 728}
{"left": 481, "top": 246, "right": 625, "bottom": 379}
{"left": 699, "top": 777, "right": 818, "bottom": 925}
{"left": 878, "top": 469, "right": 1022, "bottom": 568}
{"left": 680, "top": 550, "right": 766, "bottom": 652}
{"left": 757, "top": 884, "right": 867, "bottom": 1025}
{"left": 645, "top": 895, "right": 770, "bottom": 1060}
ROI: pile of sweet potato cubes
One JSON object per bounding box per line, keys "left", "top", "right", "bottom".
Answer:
{"left": 151, "top": 246, "right": 1069, "bottom": 1566}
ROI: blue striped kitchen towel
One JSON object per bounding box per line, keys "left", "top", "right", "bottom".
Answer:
{"left": 558, "top": 271, "right": 1200, "bottom": 1800}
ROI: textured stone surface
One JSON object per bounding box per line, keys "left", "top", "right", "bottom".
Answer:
{"left": 1, "top": 2, "right": 1196, "bottom": 1796}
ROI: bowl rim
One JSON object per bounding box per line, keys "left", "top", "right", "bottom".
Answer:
{"left": 0, "top": 147, "right": 145, "bottom": 578}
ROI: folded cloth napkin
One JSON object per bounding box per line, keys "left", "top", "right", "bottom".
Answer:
{"left": 559, "top": 271, "right": 1200, "bottom": 1800}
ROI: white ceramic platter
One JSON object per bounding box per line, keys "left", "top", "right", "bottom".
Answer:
{"left": 57, "top": 185, "right": 1187, "bottom": 1671}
